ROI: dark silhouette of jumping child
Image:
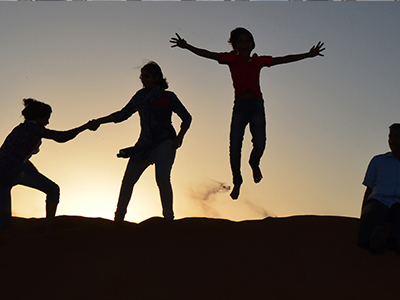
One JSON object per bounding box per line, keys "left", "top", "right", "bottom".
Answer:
{"left": 170, "top": 28, "right": 325, "bottom": 199}
{"left": 0, "top": 99, "right": 98, "bottom": 238}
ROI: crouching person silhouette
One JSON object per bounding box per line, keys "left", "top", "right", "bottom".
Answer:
{"left": 357, "top": 124, "right": 400, "bottom": 255}
{"left": 92, "top": 62, "right": 192, "bottom": 221}
{"left": 0, "top": 98, "right": 98, "bottom": 237}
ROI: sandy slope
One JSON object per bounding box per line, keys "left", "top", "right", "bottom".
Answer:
{"left": 0, "top": 215, "right": 399, "bottom": 300}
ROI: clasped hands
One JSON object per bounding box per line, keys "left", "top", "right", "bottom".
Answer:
{"left": 86, "top": 119, "right": 101, "bottom": 131}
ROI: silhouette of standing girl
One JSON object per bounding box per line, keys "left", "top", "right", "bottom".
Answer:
{"left": 93, "top": 62, "right": 192, "bottom": 221}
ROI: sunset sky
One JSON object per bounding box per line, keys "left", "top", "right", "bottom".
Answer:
{"left": 1, "top": 2, "right": 399, "bottom": 223}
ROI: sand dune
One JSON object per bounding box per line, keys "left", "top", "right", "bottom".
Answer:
{"left": 1, "top": 215, "right": 399, "bottom": 299}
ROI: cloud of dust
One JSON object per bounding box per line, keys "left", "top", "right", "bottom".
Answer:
{"left": 240, "top": 198, "right": 271, "bottom": 219}
{"left": 186, "top": 179, "right": 230, "bottom": 218}
{"left": 187, "top": 178, "right": 273, "bottom": 220}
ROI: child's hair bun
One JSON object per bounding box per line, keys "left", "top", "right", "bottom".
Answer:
{"left": 21, "top": 98, "right": 52, "bottom": 121}
{"left": 23, "top": 98, "right": 37, "bottom": 107}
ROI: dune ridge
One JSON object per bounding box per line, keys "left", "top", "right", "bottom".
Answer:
{"left": 1, "top": 215, "right": 399, "bottom": 299}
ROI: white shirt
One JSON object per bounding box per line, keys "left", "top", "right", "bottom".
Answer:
{"left": 363, "top": 152, "right": 400, "bottom": 207}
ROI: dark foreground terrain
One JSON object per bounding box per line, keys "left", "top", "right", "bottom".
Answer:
{"left": 1, "top": 215, "right": 398, "bottom": 299}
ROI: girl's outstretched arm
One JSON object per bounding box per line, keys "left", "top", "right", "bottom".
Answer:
{"left": 170, "top": 33, "right": 221, "bottom": 61}
{"left": 67, "top": 120, "right": 98, "bottom": 136}
{"left": 91, "top": 114, "right": 117, "bottom": 128}
{"left": 270, "top": 41, "right": 325, "bottom": 66}
{"left": 43, "top": 120, "right": 98, "bottom": 143}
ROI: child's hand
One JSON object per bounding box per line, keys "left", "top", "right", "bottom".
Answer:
{"left": 172, "top": 136, "right": 183, "bottom": 149}
{"left": 170, "top": 33, "right": 188, "bottom": 49}
{"left": 309, "top": 41, "right": 325, "bottom": 57}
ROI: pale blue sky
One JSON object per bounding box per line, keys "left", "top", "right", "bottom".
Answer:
{"left": 0, "top": 2, "right": 399, "bottom": 222}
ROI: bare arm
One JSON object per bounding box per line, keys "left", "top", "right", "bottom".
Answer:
{"left": 360, "top": 186, "right": 373, "bottom": 217}
{"left": 92, "top": 114, "right": 117, "bottom": 126}
{"left": 270, "top": 41, "right": 325, "bottom": 66}
{"left": 65, "top": 120, "right": 98, "bottom": 136}
{"left": 44, "top": 120, "right": 98, "bottom": 143}
{"left": 362, "top": 186, "right": 373, "bottom": 207}
{"left": 170, "top": 33, "right": 221, "bottom": 62}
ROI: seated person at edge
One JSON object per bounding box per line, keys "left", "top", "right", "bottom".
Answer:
{"left": 357, "top": 123, "right": 400, "bottom": 255}
{"left": 170, "top": 27, "right": 325, "bottom": 199}
{"left": 0, "top": 99, "right": 98, "bottom": 237}
{"left": 92, "top": 61, "right": 191, "bottom": 222}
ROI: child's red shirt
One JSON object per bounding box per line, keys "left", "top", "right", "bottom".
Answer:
{"left": 219, "top": 52, "right": 272, "bottom": 98}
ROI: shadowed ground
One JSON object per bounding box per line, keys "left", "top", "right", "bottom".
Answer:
{"left": 1, "top": 215, "right": 398, "bottom": 299}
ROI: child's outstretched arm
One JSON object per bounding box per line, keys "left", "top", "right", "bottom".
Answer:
{"left": 170, "top": 33, "right": 220, "bottom": 61}
{"left": 270, "top": 41, "right": 325, "bottom": 67}
{"left": 91, "top": 114, "right": 117, "bottom": 128}
{"left": 44, "top": 120, "right": 98, "bottom": 143}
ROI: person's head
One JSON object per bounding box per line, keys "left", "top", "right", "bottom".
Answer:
{"left": 140, "top": 61, "right": 168, "bottom": 90}
{"left": 228, "top": 27, "right": 256, "bottom": 55}
{"left": 389, "top": 123, "right": 400, "bottom": 155}
{"left": 21, "top": 98, "right": 52, "bottom": 126}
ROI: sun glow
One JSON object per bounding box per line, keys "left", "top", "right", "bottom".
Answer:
{"left": 57, "top": 169, "right": 168, "bottom": 223}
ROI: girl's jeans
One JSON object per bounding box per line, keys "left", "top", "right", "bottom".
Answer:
{"left": 114, "top": 139, "right": 176, "bottom": 221}
{"left": 230, "top": 97, "right": 266, "bottom": 186}
{"left": 0, "top": 164, "right": 60, "bottom": 229}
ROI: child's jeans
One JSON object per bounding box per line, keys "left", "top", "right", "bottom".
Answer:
{"left": 0, "top": 164, "right": 60, "bottom": 229}
{"left": 114, "top": 139, "right": 176, "bottom": 221}
{"left": 229, "top": 97, "right": 266, "bottom": 186}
